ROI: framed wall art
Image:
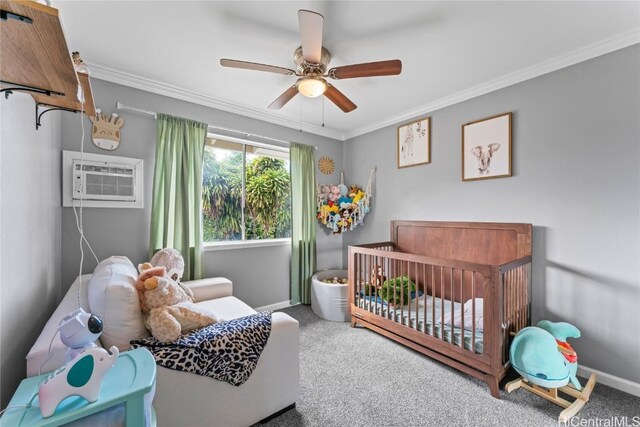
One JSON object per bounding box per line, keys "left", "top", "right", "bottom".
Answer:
{"left": 462, "top": 112, "right": 512, "bottom": 181}
{"left": 397, "top": 116, "right": 430, "bottom": 168}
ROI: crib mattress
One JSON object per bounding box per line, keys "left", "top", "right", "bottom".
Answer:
{"left": 357, "top": 295, "right": 484, "bottom": 354}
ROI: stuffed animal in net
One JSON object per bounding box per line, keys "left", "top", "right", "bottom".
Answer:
{"left": 150, "top": 248, "right": 195, "bottom": 302}
{"left": 136, "top": 263, "right": 216, "bottom": 343}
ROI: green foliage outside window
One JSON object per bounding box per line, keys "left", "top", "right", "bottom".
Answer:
{"left": 202, "top": 148, "right": 291, "bottom": 242}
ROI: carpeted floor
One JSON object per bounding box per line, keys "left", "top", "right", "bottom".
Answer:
{"left": 263, "top": 305, "right": 639, "bottom": 427}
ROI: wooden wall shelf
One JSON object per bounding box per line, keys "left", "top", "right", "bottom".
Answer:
{"left": 0, "top": 0, "right": 95, "bottom": 123}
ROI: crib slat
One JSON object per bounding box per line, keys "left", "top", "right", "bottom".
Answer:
{"left": 415, "top": 262, "right": 419, "bottom": 330}
{"left": 390, "top": 256, "right": 396, "bottom": 321}
{"left": 355, "top": 253, "right": 360, "bottom": 309}
{"left": 392, "top": 258, "right": 397, "bottom": 322}
{"left": 423, "top": 263, "right": 427, "bottom": 333}
{"left": 450, "top": 267, "right": 454, "bottom": 346}
{"left": 516, "top": 268, "right": 520, "bottom": 326}
{"left": 524, "top": 264, "right": 531, "bottom": 324}
{"left": 375, "top": 255, "right": 380, "bottom": 316}
{"left": 440, "top": 266, "right": 445, "bottom": 342}
{"left": 520, "top": 266, "right": 524, "bottom": 328}
{"left": 472, "top": 272, "right": 476, "bottom": 353}
{"left": 502, "top": 274, "right": 513, "bottom": 338}
{"left": 432, "top": 265, "right": 436, "bottom": 338}
{"left": 387, "top": 255, "right": 391, "bottom": 320}
{"left": 517, "top": 266, "right": 521, "bottom": 331}
{"left": 407, "top": 261, "right": 412, "bottom": 328}
{"left": 400, "top": 260, "right": 405, "bottom": 325}
{"left": 460, "top": 269, "right": 465, "bottom": 349}
{"left": 516, "top": 268, "right": 521, "bottom": 332}
{"left": 363, "top": 254, "right": 367, "bottom": 311}
{"left": 507, "top": 268, "right": 512, "bottom": 332}
{"left": 513, "top": 269, "right": 516, "bottom": 329}
{"left": 415, "top": 262, "right": 419, "bottom": 331}
{"left": 366, "top": 255, "right": 371, "bottom": 313}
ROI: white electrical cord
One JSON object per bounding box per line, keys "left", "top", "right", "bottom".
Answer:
{"left": 75, "top": 98, "right": 87, "bottom": 308}
{"left": 0, "top": 390, "right": 39, "bottom": 425}
{"left": 71, "top": 90, "right": 101, "bottom": 308}
{"left": 38, "top": 328, "right": 61, "bottom": 376}
{"left": 72, "top": 202, "right": 99, "bottom": 266}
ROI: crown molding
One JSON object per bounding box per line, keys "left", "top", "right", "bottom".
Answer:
{"left": 343, "top": 29, "right": 640, "bottom": 140}
{"left": 86, "top": 62, "right": 346, "bottom": 141}
{"left": 86, "top": 29, "right": 638, "bottom": 143}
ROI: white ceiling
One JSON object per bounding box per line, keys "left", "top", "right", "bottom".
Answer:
{"left": 54, "top": 1, "right": 640, "bottom": 140}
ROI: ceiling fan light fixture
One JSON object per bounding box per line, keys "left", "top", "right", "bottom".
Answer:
{"left": 297, "top": 77, "right": 327, "bottom": 98}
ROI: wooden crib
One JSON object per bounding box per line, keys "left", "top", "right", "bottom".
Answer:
{"left": 348, "top": 221, "right": 532, "bottom": 398}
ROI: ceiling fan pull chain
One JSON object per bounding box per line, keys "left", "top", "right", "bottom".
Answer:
{"left": 322, "top": 96, "right": 325, "bottom": 127}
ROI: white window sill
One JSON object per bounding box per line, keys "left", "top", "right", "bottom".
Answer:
{"left": 203, "top": 238, "right": 291, "bottom": 251}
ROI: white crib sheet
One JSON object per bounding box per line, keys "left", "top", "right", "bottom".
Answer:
{"left": 357, "top": 294, "right": 484, "bottom": 354}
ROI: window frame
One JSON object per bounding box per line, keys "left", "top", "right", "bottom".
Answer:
{"left": 202, "top": 132, "right": 291, "bottom": 248}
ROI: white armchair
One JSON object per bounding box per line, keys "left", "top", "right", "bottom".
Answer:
{"left": 27, "top": 263, "right": 300, "bottom": 427}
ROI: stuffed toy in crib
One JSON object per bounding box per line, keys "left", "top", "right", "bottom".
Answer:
{"left": 136, "top": 262, "right": 217, "bottom": 343}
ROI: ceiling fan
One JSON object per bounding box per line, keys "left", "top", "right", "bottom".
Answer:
{"left": 220, "top": 9, "right": 402, "bottom": 113}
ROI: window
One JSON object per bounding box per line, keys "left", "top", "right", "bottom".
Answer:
{"left": 202, "top": 136, "right": 291, "bottom": 244}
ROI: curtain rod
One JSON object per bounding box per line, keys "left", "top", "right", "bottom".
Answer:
{"left": 115, "top": 102, "right": 318, "bottom": 150}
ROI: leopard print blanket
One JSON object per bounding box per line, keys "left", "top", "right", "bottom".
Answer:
{"left": 131, "top": 311, "right": 272, "bottom": 386}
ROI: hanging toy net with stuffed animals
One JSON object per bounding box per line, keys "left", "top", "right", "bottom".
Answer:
{"left": 317, "top": 169, "right": 374, "bottom": 235}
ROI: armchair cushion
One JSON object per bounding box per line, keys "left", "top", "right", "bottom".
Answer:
{"left": 88, "top": 256, "right": 149, "bottom": 350}
{"left": 196, "top": 296, "right": 255, "bottom": 322}
{"left": 183, "top": 277, "right": 233, "bottom": 302}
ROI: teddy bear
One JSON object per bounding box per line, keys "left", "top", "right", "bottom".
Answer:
{"left": 136, "top": 263, "right": 216, "bottom": 343}
{"left": 150, "top": 248, "right": 195, "bottom": 302}
{"left": 135, "top": 262, "right": 166, "bottom": 313}
{"left": 150, "top": 248, "right": 184, "bottom": 282}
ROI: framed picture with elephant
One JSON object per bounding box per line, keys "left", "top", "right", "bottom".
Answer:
{"left": 462, "top": 112, "right": 512, "bottom": 181}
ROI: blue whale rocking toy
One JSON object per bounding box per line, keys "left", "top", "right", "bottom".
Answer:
{"left": 505, "top": 320, "right": 597, "bottom": 422}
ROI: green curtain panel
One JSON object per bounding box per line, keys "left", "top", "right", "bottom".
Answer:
{"left": 290, "top": 142, "right": 317, "bottom": 305}
{"left": 149, "top": 113, "right": 207, "bottom": 280}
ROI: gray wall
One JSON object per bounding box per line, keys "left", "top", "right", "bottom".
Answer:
{"left": 60, "top": 79, "right": 344, "bottom": 309}
{"left": 342, "top": 45, "right": 640, "bottom": 382}
{"left": 1, "top": 94, "right": 62, "bottom": 407}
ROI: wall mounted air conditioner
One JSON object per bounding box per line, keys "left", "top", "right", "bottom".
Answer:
{"left": 62, "top": 151, "right": 144, "bottom": 208}
{"left": 73, "top": 160, "right": 136, "bottom": 202}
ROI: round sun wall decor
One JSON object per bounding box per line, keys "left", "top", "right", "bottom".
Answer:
{"left": 318, "top": 156, "right": 335, "bottom": 175}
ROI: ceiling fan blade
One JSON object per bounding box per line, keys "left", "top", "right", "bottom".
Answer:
{"left": 328, "top": 59, "right": 402, "bottom": 80}
{"left": 324, "top": 84, "right": 357, "bottom": 113}
{"left": 220, "top": 59, "right": 295, "bottom": 75}
{"left": 298, "top": 9, "right": 324, "bottom": 64}
{"left": 268, "top": 85, "right": 299, "bottom": 109}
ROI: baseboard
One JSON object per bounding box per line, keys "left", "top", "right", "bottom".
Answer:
{"left": 254, "top": 300, "right": 294, "bottom": 312}
{"left": 578, "top": 365, "right": 640, "bottom": 397}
